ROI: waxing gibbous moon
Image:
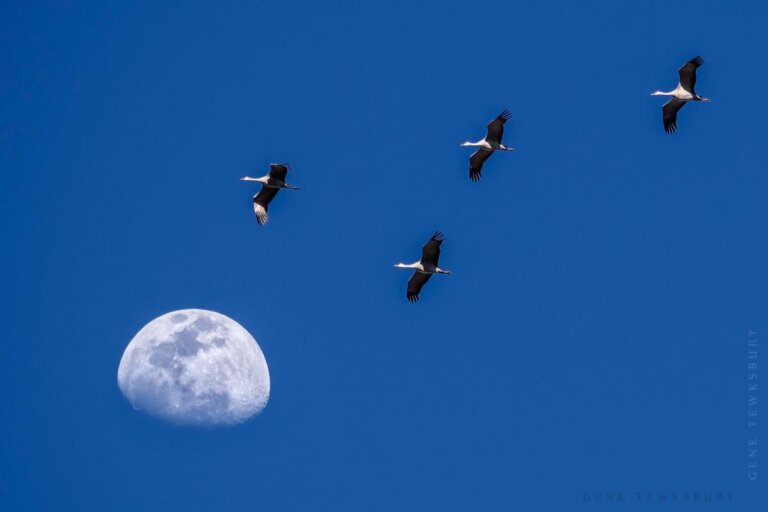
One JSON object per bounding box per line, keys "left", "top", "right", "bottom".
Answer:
{"left": 117, "top": 309, "right": 270, "bottom": 426}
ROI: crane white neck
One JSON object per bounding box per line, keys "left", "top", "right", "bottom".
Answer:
{"left": 240, "top": 175, "right": 269, "bottom": 184}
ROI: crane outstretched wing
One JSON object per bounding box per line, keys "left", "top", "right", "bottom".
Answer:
{"left": 678, "top": 56, "right": 703, "bottom": 93}
{"left": 253, "top": 186, "right": 280, "bottom": 225}
{"left": 421, "top": 231, "right": 444, "bottom": 266}
{"left": 485, "top": 109, "right": 510, "bottom": 144}
{"left": 407, "top": 272, "right": 432, "bottom": 303}
{"left": 469, "top": 148, "right": 493, "bottom": 182}
{"left": 269, "top": 163, "right": 289, "bottom": 181}
{"left": 662, "top": 98, "right": 687, "bottom": 134}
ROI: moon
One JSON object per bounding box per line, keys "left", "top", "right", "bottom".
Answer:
{"left": 117, "top": 309, "right": 270, "bottom": 426}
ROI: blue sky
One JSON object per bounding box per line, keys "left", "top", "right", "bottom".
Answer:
{"left": 2, "top": 0, "right": 767, "bottom": 510}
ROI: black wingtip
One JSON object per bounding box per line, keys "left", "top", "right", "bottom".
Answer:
{"left": 499, "top": 109, "right": 511, "bottom": 120}
{"left": 431, "top": 230, "right": 444, "bottom": 242}
{"left": 664, "top": 121, "right": 677, "bottom": 134}
{"left": 690, "top": 56, "right": 704, "bottom": 66}
{"left": 470, "top": 170, "right": 481, "bottom": 182}
{"left": 407, "top": 293, "right": 419, "bottom": 303}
